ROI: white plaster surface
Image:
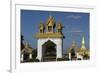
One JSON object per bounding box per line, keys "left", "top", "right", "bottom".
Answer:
{"left": 29, "top": 54, "right": 32, "bottom": 59}
{"left": 36, "top": 38, "right": 63, "bottom": 61}
{"left": 21, "top": 54, "right": 23, "bottom": 62}
{"left": 76, "top": 53, "right": 83, "bottom": 60}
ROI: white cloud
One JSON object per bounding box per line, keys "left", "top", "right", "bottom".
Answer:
{"left": 67, "top": 15, "right": 82, "bottom": 19}
{"left": 65, "top": 30, "right": 82, "bottom": 33}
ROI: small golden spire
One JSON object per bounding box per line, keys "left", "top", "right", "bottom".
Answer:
{"left": 39, "top": 22, "right": 45, "bottom": 33}
{"left": 39, "top": 22, "right": 44, "bottom": 28}
{"left": 57, "top": 22, "right": 63, "bottom": 33}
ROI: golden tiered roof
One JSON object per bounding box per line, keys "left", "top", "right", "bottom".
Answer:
{"left": 46, "top": 16, "right": 55, "bottom": 26}
{"left": 22, "top": 47, "right": 33, "bottom": 54}
{"left": 35, "top": 16, "right": 64, "bottom": 38}
{"left": 21, "top": 42, "right": 33, "bottom": 54}
{"left": 77, "top": 35, "right": 89, "bottom": 56}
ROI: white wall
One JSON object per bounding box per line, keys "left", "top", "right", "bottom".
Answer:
{"left": 37, "top": 38, "right": 62, "bottom": 61}
{"left": 0, "top": 0, "right": 100, "bottom": 73}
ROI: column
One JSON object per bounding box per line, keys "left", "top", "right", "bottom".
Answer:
{"left": 21, "top": 54, "right": 24, "bottom": 62}
{"left": 29, "top": 53, "right": 32, "bottom": 59}
{"left": 56, "top": 39, "right": 62, "bottom": 58}
{"left": 68, "top": 53, "right": 71, "bottom": 60}
{"left": 76, "top": 53, "right": 79, "bottom": 59}
{"left": 36, "top": 39, "right": 42, "bottom": 61}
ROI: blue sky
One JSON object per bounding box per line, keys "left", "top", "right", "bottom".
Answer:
{"left": 21, "top": 10, "right": 89, "bottom": 54}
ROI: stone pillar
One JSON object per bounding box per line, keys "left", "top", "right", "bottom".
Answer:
{"left": 36, "top": 39, "right": 42, "bottom": 61}
{"left": 76, "top": 53, "right": 79, "bottom": 59}
{"left": 56, "top": 39, "right": 62, "bottom": 58}
{"left": 68, "top": 53, "right": 71, "bottom": 60}
{"left": 21, "top": 54, "right": 24, "bottom": 62}
{"left": 29, "top": 53, "right": 32, "bottom": 59}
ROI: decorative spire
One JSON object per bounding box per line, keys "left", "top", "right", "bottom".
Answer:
{"left": 81, "top": 35, "right": 86, "bottom": 49}
{"left": 39, "top": 22, "right": 44, "bottom": 28}
{"left": 46, "top": 15, "right": 55, "bottom": 26}
{"left": 39, "top": 22, "right": 44, "bottom": 33}
{"left": 46, "top": 16, "right": 55, "bottom": 33}
{"left": 57, "top": 22, "right": 63, "bottom": 33}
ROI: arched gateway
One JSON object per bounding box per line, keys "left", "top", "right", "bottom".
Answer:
{"left": 35, "top": 16, "right": 64, "bottom": 61}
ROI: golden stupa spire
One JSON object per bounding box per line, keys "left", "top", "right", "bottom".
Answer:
{"left": 81, "top": 34, "right": 86, "bottom": 49}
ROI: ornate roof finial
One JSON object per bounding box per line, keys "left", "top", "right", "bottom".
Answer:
{"left": 57, "top": 22, "right": 63, "bottom": 29}
{"left": 39, "top": 22, "right": 44, "bottom": 28}
{"left": 57, "top": 22, "right": 63, "bottom": 33}
{"left": 46, "top": 15, "right": 55, "bottom": 26}
{"left": 39, "top": 22, "right": 45, "bottom": 33}
{"left": 81, "top": 33, "right": 86, "bottom": 49}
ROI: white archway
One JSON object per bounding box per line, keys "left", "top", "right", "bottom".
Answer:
{"left": 36, "top": 38, "right": 63, "bottom": 61}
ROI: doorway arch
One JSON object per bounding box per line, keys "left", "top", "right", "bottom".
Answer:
{"left": 42, "top": 40, "right": 56, "bottom": 61}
